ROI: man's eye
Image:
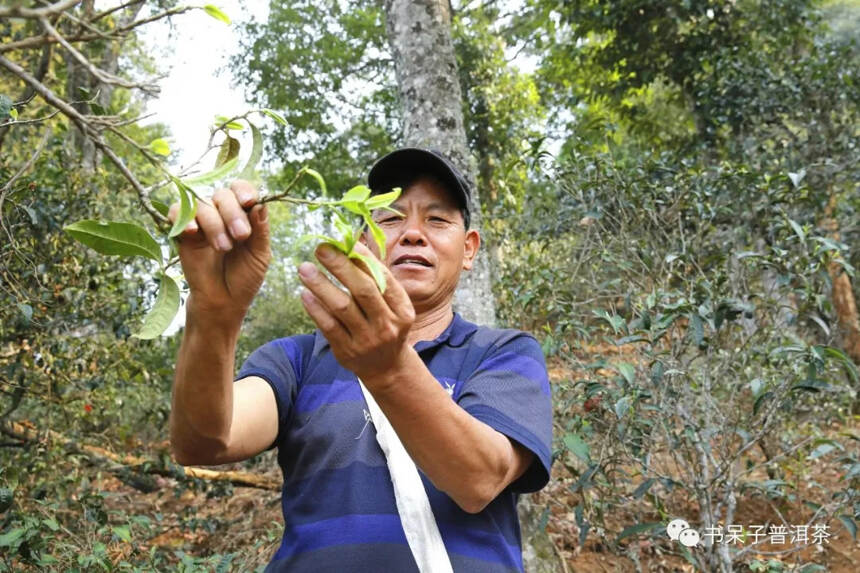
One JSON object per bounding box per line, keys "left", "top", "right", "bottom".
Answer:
{"left": 379, "top": 217, "right": 400, "bottom": 224}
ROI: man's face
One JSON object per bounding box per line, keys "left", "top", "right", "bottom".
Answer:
{"left": 366, "top": 176, "right": 480, "bottom": 312}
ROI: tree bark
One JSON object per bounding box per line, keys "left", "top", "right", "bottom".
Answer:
{"left": 382, "top": 3, "right": 559, "bottom": 571}
{"left": 383, "top": 0, "right": 496, "bottom": 326}
{"left": 823, "top": 193, "right": 860, "bottom": 368}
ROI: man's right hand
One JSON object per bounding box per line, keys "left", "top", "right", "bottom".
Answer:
{"left": 168, "top": 180, "right": 271, "bottom": 321}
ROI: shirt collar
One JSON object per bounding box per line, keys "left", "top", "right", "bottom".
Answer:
{"left": 312, "top": 311, "right": 478, "bottom": 357}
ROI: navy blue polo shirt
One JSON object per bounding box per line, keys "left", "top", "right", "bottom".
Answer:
{"left": 236, "top": 312, "right": 553, "bottom": 572}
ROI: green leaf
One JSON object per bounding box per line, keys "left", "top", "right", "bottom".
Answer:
{"left": 563, "top": 433, "right": 590, "bottom": 462}
{"left": 298, "top": 234, "right": 348, "bottom": 253}
{"left": 0, "top": 527, "right": 25, "bottom": 547}
{"left": 133, "top": 274, "right": 180, "bottom": 339}
{"left": 753, "top": 390, "right": 773, "bottom": 415}
{"left": 614, "top": 362, "right": 635, "bottom": 385}
{"left": 365, "top": 188, "right": 402, "bottom": 210}
{"left": 614, "top": 396, "right": 632, "bottom": 419}
{"left": 650, "top": 361, "right": 664, "bottom": 385}
{"left": 0, "top": 487, "right": 13, "bottom": 512}
{"left": 43, "top": 518, "right": 60, "bottom": 531}
{"left": 0, "top": 94, "right": 11, "bottom": 119}
{"left": 838, "top": 515, "right": 857, "bottom": 541}
{"left": 341, "top": 185, "right": 371, "bottom": 203}
{"left": 151, "top": 199, "right": 170, "bottom": 217}
{"left": 799, "top": 565, "right": 828, "bottom": 573}
{"left": 65, "top": 220, "right": 162, "bottom": 261}
{"left": 689, "top": 312, "right": 704, "bottom": 347}
{"left": 364, "top": 217, "right": 387, "bottom": 259}
{"left": 750, "top": 378, "right": 763, "bottom": 397}
{"left": 238, "top": 122, "right": 263, "bottom": 181}
{"left": 149, "top": 138, "right": 170, "bottom": 156}
{"left": 203, "top": 4, "right": 231, "bottom": 25}
{"left": 633, "top": 478, "right": 655, "bottom": 499}
{"left": 260, "top": 108, "right": 288, "bottom": 126}
{"left": 214, "top": 115, "right": 243, "bottom": 130}
{"left": 615, "top": 522, "right": 662, "bottom": 543}
{"left": 333, "top": 212, "right": 357, "bottom": 252}
{"left": 215, "top": 135, "right": 240, "bottom": 168}
{"left": 17, "top": 303, "right": 33, "bottom": 322}
{"left": 787, "top": 218, "right": 806, "bottom": 242}
{"left": 807, "top": 442, "right": 838, "bottom": 460}
{"left": 819, "top": 345, "right": 859, "bottom": 382}
{"left": 304, "top": 168, "right": 328, "bottom": 196}
{"left": 788, "top": 169, "right": 806, "bottom": 188}
{"left": 349, "top": 250, "right": 387, "bottom": 293}
{"left": 112, "top": 525, "right": 132, "bottom": 543}
{"left": 168, "top": 177, "right": 198, "bottom": 238}
{"left": 339, "top": 200, "right": 366, "bottom": 215}
{"left": 182, "top": 156, "right": 239, "bottom": 186}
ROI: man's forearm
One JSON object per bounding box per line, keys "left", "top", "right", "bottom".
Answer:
{"left": 170, "top": 300, "right": 243, "bottom": 464}
{"left": 367, "top": 348, "right": 531, "bottom": 514}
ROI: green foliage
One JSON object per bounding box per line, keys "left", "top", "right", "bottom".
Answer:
{"left": 233, "top": 0, "right": 395, "bottom": 171}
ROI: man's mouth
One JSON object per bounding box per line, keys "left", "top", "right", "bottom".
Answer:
{"left": 393, "top": 254, "right": 432, "bottom": 267}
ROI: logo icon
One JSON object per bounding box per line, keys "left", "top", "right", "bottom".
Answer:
{"left": 667, "top": 518, "right": 700, "bottom": 547}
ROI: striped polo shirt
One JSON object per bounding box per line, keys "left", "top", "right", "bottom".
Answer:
{"left": 236, "top": 312, "right": 553, "bottom": 572}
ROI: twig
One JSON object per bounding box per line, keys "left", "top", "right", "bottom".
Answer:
{"left": 0, "top": 128, "right": 53, "bottom": 246}
{"left": 89, "top": 0, "right": 144, "bottom": 24}
{"left": 39, "top": 16, "right": 160, "bottom": 96}
{"left": 0, "top": 0, "right": 81, "bottom": 19}
{"left": 0, "top": 53, "right": 167, "bottom": 227}
{"left": 0, "top": 109, "right": 61, "bottom": 128}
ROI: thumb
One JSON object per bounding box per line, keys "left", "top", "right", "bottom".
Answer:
{"left": 246, "top": 203, "right": 270, "bottom": 255}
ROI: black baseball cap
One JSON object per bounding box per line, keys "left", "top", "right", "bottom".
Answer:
{"left": 367, "top": 147, "right": 472, "bottom": 228}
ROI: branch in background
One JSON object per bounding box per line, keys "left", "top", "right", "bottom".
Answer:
{"left": 89, "top": 0, "right": 144, "bottom": 24}
{"left": 0, "top": 128, "right": 54, "bottom": 246}
{"left": 0, "top": 43, "right": 53, "bottom": 150}
{"left": 0, "top": 54, "right": 167, "bottom": 227}
{"left": 38, "top": 16, "right": 160, "bottom": 96}
{"left": 0, "top": 6, "right": 193, "bottom": 54}
{"left": 0, "top": 0, "right": 81, "bottom": 19}
{"left": 4, "top": 420, "right": 281, "bottom": 491}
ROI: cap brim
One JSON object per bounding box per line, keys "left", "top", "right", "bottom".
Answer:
{"left": 367, "top": 148, "right": 470, "bottom": 212}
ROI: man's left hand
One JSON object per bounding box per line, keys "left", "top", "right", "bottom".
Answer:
{"left": 297, "top": 242, "right": 416, "bottom": 381}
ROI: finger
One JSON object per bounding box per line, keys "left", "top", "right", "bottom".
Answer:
{"left": 168, "top": 202, "right": 199, "bottom": 235}
{"left": 351, "top": 242, "right": 413, "bottom": 321}
{"left": 195, "top": 197, "right": 233, "bottom": 252}
{"left": 230, "top": 179, "right": 259, "bottom": 208}
{"left": 300, "top": 288, "right": 350, "bottom": 346}
{"left": 315, "top": 244, "right": 388, "bottom": 319}
{"left": 213, "top": 187, "right": 251, "bottom": 241}
{"left": 245, "top": 203, "right": 270, "bottom": 257}
{"left": 298, "top": 260, "right": 366, "bottom": 334}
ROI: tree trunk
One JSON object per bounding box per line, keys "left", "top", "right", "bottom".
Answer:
{"left": 383, "top": 0, "right": 496, "bottom": 326}
{"left": 383, "top": 3, "right": 558, "bottom": 571}
{"left": 822, "top": 192, "right": 860, "bottom": 403}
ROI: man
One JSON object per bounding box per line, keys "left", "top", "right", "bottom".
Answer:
{"left": 169, "top": 148, "right": 552, "bottom": 572}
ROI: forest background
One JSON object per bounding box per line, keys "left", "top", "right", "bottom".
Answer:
{"left": 1, "top": 0, "right": 858, "bottom": 571}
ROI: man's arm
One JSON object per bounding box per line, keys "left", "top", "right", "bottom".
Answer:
{"left": 298, "top": 243, "right": 536, "bottom": 513}
{"left": 169, "top": 303, "right": 278, "bottom": 466}
{"left": 370, "top": 349, "right": 534, "bottom": 514}
{"left": 168, "top": 181, "right": 278, "bottom": 466}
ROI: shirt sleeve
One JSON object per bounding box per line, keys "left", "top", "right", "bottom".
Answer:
{"left": 456, "top": 332, "right": 553, "bottom": 493}
{"left": 235, "top": 337, "right": 302, "bottom": 449}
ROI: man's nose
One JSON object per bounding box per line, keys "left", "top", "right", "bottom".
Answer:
{"left": 399, "top": 218, "right": 426, "bottom": 245}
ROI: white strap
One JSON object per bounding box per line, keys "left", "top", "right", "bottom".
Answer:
{"left": 357, "top": 378, "right": 454, "bottom": 573}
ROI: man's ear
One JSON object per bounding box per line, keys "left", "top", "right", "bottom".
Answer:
{"left": 462, "top": 229, "right": 481, "bottom": 271}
